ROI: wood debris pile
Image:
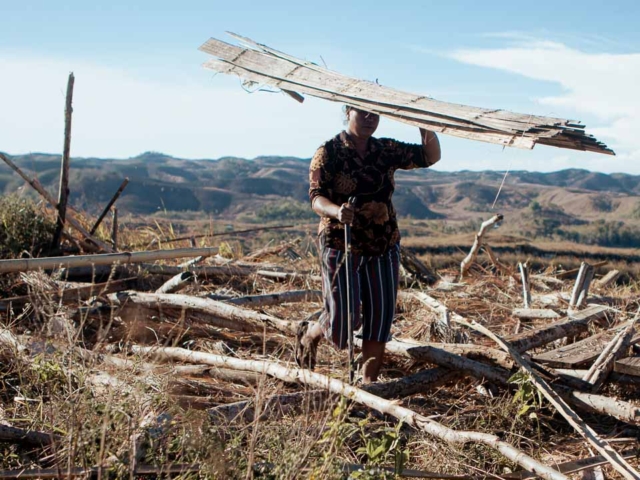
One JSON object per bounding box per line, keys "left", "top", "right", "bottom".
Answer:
{"left": 1, "top": 226, "right": 639, "bottom": 478}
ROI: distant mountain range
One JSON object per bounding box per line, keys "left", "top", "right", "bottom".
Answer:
{"left": 2, "top": 152, "right": 639, "bottom": 230}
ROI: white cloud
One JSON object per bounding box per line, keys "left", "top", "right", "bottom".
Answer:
{"left": 0, "top": 53, "right": 341, "bottom": 159}
{"left": 449, "top": 40, "right": 640, "bottom": 169}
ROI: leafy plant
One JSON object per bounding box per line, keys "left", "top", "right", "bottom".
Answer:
{"left": 0, "top": 195, "right": 56, "bottom": 258}
{"left": 509, "top": 370, "right": 543, "bottom": 417}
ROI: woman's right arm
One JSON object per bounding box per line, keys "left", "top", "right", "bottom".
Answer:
{"left": 312, "top": 196, "right": 355, "bottom": 225}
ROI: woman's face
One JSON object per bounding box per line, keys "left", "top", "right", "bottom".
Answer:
{"left": 347, "top": 108, "right": 380, "bottom": 138}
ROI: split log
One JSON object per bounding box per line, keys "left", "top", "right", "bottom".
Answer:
{"left": 554, "top": 261, "right": 607, "bottom": 280}
{"left": 595, "top": 270, "right": 620, "bottom": 289}
{"left": 459, "top": 214, "right": 503, "bottom": 279}
{"left": 0, "top": 152, "right": 115, "bottom": 253}
{"left": 132, "top": 345, "right": 569, "bottom": 480}
{"left": 155, "top": 271, "right": 196, "bottom": 294}
{"left": 557, "top": 369, "right": 640, "bottom": 386}
{"left": 447, "top": 316, "right": 640, "bottom": 480}
{"left": 512, "top": 309, "right": 561, "bottom": 320}
{"left": 385, "top": 337, "right": 514, "bottom": 370}
{"left": 615, "top": 357, "right": 640, "bottom": 376}
{"left": 570, "top": 262, "right": 595, "bottom": 309}
{"left": 506, "top": 305, "right": 609, "bottom": 353}
{"left": 51, "top": 72, "right": 75, "bottom": 249}
{"left": 582, "top": 318, "right": 637, "bottom": 391}
{"left": 108, "top": 291, "right": 295, "bottom": 334}
{"left": 90, "top": 178, "right": 129, "bottom": 234}
{"left": 0, "top": 247, "right": 220, "bottom": 274}
{"left": 226, "top": 290, "right": 321, "bottom": 307}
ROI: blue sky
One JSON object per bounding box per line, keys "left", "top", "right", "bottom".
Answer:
{"left": 2, "top": 0, "right": 639, "bottom": 173}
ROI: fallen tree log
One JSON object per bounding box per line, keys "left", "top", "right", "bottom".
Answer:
{"left": 582, "top": 318, "right": 637, "bottom": 391}
{"left": 108, "top": 291, "right": 295, "bottom": 334}
{"left": 155, "top": 271, "right": 196, "bottom": 294}
{"left": 448, "top": 316, "right": 640, "bottom": 480}
{"left": 506, "top": 305, "right": 610, "bottom": 352}
{"left": 226, "top": 290, "right": 321, "bottom": 308}
{"left": 131, "top": 345, "right": 568, "bottom": 480}
{"left": 0, "top": 247, "right": 220, "bottom": 274}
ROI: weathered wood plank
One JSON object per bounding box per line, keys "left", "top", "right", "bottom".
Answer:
{"left": 614, "top": 357, "right": 640, "bottom": 377}
{"left": 534, "top": 322, "right": 640, "bottom": 368}
{"left": 513, "top": 308, "right": 561, "bottom": 320}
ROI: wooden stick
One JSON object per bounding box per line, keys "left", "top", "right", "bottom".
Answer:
{"left": 570, "top": 262, "right": 595, "bottom": 309}
{"left": 0, "top": 464, "right": 199, "bottom": 479}
{"left": 111, "top": 207, "right": 118, "bottom": 250}
{"left": 155, "top": 271, "right": 196, "bottom": 294}
{"left": 52, "top": 72, "right": 75, "bottom": 249}
{"left": 0, "top": 247, "right": 219, "bottom": 274}
{"left": 519, "top": 262, "right": 531, "bottom": 309}
{"left": 555, "top": 261, "right": 607, "bottom": 280}
{"left": 132, "top": 345, "right": 568, "bottom": 480}
{"left": 447, "top": 317, "right": 640, "bottom": 480}
{"left": 0, "top": 153, "right": 115, "bottom": 253}
{"left": 483, "top": 244, "right": 513, "bottom": 277}
{"left": 512, "top": 309, "right": 560, "bottom": 320}
{"left": 459, "top": 214, "right": 503, "bottom": 279}
{"left": 582, "top": 318, "right": 637, "bottom": 391}
{"left": 90, "top": 178, "right": 129, "bottom": 234}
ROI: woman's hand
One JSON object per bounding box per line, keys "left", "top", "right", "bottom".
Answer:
{"left": 337, "top": 202, "right": 355, "bottom": 225}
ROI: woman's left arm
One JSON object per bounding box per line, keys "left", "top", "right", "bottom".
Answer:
{"left": 419, "top": 128, "right": 441, "bottom": 166}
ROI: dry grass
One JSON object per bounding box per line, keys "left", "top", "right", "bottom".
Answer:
{"left": 1, "top": 217, "right": 640, "bottom": 479}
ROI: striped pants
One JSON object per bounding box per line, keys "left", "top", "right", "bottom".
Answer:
{"left": 318, "top": 243, "right": 400, "bottom": 349}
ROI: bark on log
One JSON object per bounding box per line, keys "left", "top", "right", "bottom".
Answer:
{"left": 108, "top": 291, "right": 295, "bottom": 334}
{"left": 226, "top": 290, "right": 321, "bottom": 307}
{"left": 155, "top": 271, "right": 196, "bottom": 294}
{"left": 506, "top": 305, "right": 609, "bottom": 352}
{"left": 582, "top": 319, "right": 637, "bottom": 391}
{"left": 0, "top": 152, "right": 115, "bottom": 253}
{"left": 448, "top": 316, "right": 640, "bottom": 480}
{"left": 0, "top": 247, "right": 220, "bottom": 274}
{"left": 0, "top": 424, "right": 56, "bottom": 446}
{"left": 460, "top": 214, "right": 503, "bottom": 279}
{"left": 131, "top": 345, "right": 568, "bottom": 480}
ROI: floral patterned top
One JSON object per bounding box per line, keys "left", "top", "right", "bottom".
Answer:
{"left": 309, "top": 131, "right": 434, "bottom": 256}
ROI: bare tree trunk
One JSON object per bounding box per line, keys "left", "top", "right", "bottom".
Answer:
{"left": 111, "top": 207, "right": 118, "bottom": 250}
{"left": 460, "top": 214, "right": 503, "bottom": 279}
{"left": 52, "top": 72, "right": 75, "bottom": 250}
{"left": 519, "top": 262, "right": 531, "bottom": 308}
{"left": 131, "top": 345, "right": 569, "bottom": 480}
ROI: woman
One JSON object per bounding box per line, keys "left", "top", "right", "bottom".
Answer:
{"left": 297, "top": 106, "right": 441, "bottom": 383}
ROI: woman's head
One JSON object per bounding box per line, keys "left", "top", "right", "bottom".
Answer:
{"left": 344, "top": 106, "right": 380, "bottom": 139}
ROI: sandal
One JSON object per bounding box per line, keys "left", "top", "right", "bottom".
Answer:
{"left": 295, "top": 321, "right": 317, "bottom": 370}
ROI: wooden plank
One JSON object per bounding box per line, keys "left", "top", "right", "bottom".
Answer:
{"left": 199, "top": 36, "right": 614, "bottom": 155}
{"left": 614, "top": 357, "right": 640, "bottom": 377}
{"left": 513, "top": 308, "right": 561, "bottom": 320}
{"left": 534, "top": 323, "right": 640, "bottom": 368}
